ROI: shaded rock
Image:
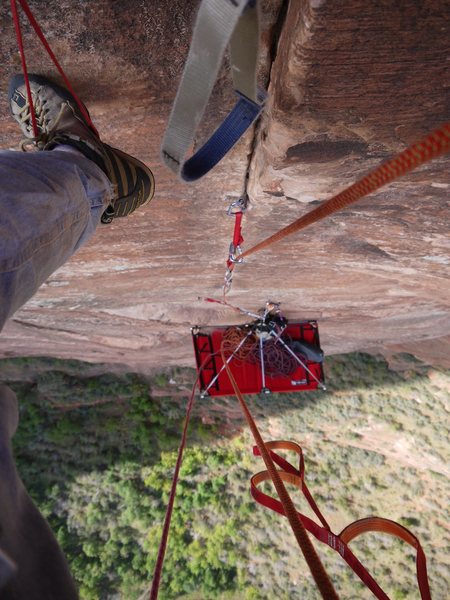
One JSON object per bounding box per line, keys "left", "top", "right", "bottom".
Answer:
{"left": 285, "top": 138, "right": 369, "bottom": 164}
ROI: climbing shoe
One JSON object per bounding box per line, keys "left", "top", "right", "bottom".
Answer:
{"left": 8, "top": 74, "right": 155, "bottom": 223}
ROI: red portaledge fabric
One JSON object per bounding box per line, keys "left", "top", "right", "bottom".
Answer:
{"left": 251, "top": 441, "right": 432, "bottom": 600}
{"left": 11, "top": 0, "right": 99, "bottom": 137}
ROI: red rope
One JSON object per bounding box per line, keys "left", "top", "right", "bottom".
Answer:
{"left": 148, "top": 355, "right": 217, "bottom": 600}
{"left": 11, "top": 0, "right": 38, "bottom": 137}
{"left": 148, "top": 347, "right": 337, "bottom": 600}
{"left": 148, "top": 340, "right": 432, "bottom": 600}
{"left": 221, "top": 346, "right": 339, "bottom": 599}
{"left": 11, "top": 0, "right": 99, "bottom": 137}
{"left": 149, "top": 379, "right": 196, "bottom": 599}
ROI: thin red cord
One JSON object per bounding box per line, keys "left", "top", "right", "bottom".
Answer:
{"left": 11, "top": 0, "right": 38, "bottom": 138}
{"left": 12, "top": 0, "right": 99, "bottom": 137}
{"left": 149, "top": 353, "right": 220, "bottom": 599}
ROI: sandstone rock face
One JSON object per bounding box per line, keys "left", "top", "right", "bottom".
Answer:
{"left": 0, "top": 0, "right": 449, "bottom": 368}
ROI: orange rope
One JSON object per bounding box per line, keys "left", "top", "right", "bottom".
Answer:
{"left": 221, "top": 345, "right": 339, "bottom": 600}
{"left": 239, "top": 123, "right": 450, "bottom": 259}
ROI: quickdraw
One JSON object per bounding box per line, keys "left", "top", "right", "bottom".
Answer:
{"left": 224, "top": 194, "right": 248, "bottom": 293}
{"left": 224, "top": 122, "right": 450, "bottom": 292}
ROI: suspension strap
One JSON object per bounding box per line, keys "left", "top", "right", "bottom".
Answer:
{"left": 11, "top": 0, "right": 98, "bottom": 139}
{"left": 237, "top": 123, "right": 450, "bottom": 261}
{"left": 161, "top": 0, "right": 265, "bottom": 182}
{"left": 252, "top": 441, "right": 431, "bottom": 600}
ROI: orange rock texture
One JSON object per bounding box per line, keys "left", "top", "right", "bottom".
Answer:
{"left": 0, "top": 0, "right": 449, "bottom": 368}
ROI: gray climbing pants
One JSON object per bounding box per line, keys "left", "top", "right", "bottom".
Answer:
{"left": 0, "top": 147, "right": 112, "bottom": 331}
{"left": 0, "top": 148, "right": 111, "bottom": 598}
{"left": 0, "top": 384, "right": 79, "bottom": 599}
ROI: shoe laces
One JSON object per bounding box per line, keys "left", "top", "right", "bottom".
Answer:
{"left": 19, "top": 102, "right": 66, "bottom": 152}
{"left": 18, "top": 86, "right": 48, "bottom": 130}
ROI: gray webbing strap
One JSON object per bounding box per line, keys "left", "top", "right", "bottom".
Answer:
{"left": 161, "top": 0, "right": 262, "bottom": 181}
{"left": 229, "top": 1, "right": 259, "bottom": 100}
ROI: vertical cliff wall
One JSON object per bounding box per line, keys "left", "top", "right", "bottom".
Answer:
{"left": 0, "top": 0, "right": 449, "bottom": 367}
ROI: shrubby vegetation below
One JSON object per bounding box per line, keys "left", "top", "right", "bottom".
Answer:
{"left": 0, "top": 352, "right": 448, "bottom": 599}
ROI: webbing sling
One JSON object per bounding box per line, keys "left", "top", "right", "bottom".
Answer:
{"left": 161, "top": 0, "right": 265, "bottom": 181}
{"left": 252, "top": 441, "right": 432, "bottom": 600}
{"left": 0, "top": 548, "right": 16, "bottom": 591}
